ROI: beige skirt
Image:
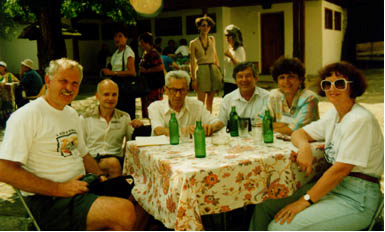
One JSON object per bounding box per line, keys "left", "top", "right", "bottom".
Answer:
{"left": 196, "top": 64, "right": 223, "bottom": 92}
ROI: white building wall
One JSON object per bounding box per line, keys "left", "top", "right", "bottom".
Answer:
{"left": 322, "top": 1, "right": 344, "bottom": 67}
{"left": 229, "top": 3, "right": 293, "bottom": 72}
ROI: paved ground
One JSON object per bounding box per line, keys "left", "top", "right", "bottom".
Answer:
{"left": 0, "top": 69, "right": 383, "bottom": 230}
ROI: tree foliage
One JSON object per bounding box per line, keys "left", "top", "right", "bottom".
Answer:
{"left": 0, "top": 0, "right": 137, "bottom": 70}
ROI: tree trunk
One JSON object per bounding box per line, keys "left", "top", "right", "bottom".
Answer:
{"left": 34, "top": 0, "right": 66, "bottom": 73}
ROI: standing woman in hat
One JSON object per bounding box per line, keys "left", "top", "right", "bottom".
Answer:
{"left": 223, "top": 24, "right": 246, "bottom": 96}
{"left": 190, "top": 15, "right": 222, "bottom": 113}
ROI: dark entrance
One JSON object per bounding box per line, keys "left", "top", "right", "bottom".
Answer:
{"left": 261, "top": 12, "right": 284, "bottom": 74}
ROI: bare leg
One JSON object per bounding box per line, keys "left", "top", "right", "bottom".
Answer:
{"left": 98, "top": 157, "right": 122, "bottom": 178}
{"left": 86, "top": 196, "right": 136, "bottom": 230}
{"left": 197, "top": 91, "right": 206, "bottom": 104}
{"left": 205, "top": 91, "right": 216, "bottom": 113}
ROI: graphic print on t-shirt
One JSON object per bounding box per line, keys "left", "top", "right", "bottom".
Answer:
{"left": 56, "top": 129, "right": 78, "bottom": 157}
{"left": 324, "top": 142, "right": 336, "bottom": 164}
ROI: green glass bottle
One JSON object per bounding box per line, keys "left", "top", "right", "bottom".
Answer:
{"left": 229, "top": 106, "right": 239, "bottom": 137}
{"left": 194, "top": 121, "right": 206, "bottom": 158}
{"left": 169, "top": 112, "right": 179, "bottom": 145}
{"left": 262, "top": 110, "right": 274, "bottom": 143}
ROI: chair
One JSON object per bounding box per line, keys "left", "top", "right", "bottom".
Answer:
{"left": 22, "top": 84, "right": 46, "bottom": 101}
{"left": 368, "top": 197, "right": 384, "bottom": 231}
{"left": 13, "top": 187, "right": 41, "bottom": 231}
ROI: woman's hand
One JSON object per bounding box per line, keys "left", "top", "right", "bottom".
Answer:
{"left": 274, "top": 198, "right": 309, "bottom": 225}
{"left": 224, "top": 49, "right": 232, "bottom": 59}
{"left": 130, "top": 119, "right": 144, "bottom": 128}
{"left": 102, "top": 68, "right": 113, "bottom": 76}
{"left": 191, "top": 79, "right": 198, "bottom": 91}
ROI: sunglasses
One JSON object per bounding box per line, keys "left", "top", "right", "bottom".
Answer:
{"left": 320, "top": 79, "right": 353, "bottom": 91}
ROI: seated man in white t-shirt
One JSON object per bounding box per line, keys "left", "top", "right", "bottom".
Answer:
{"left": 80, "top": 79, "right": 143, "bottom": 178}
{"left": 212, "top": 62, "right": 269, "bottom": 130}
{"left": 0, "top": 58, "right": 136, "bottom": 230}
{"left": 148, "top": 70, "right": 221, "bottom": 136}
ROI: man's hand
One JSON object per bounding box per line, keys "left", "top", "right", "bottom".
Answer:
{"left": 56, "top": 175, "right": 89, "bottom": 197}
{"left": 130, "top": 119, "right": 144, "bottom": 128}
{"left": 296, "top": 144, "right": 313, "bottom": 176}
{"left": 202, "top": 124, "right": 215, "bottom": 136}
{"left": 274, "top": 198, "right": 310, "bottom": 224}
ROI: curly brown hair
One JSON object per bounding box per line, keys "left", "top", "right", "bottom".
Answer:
{"left": 318, "top": 61, "right": 367, "bottom": 98}
{"left": 271, "top": 57, "right": 306, "bottom": 89}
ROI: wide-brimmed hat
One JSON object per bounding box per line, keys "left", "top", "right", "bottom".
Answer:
{"left": 195, "top": 15, "right": 215, "bottom": 27}
{"left": 0, "top": 61, "right": 7, "bottom": 68}
{"left": 224, "top": 24, "right": 241, "bottom": 36}
{"left": 21, "top": 59, "right": 34, "bottom": 69}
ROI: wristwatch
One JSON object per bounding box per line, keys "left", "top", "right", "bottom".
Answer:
{"left": 304, "top": 193, "right": 314, "bottom": 205}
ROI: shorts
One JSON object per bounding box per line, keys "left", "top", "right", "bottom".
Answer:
{"left": 25, "top": 192, "right": 98, "bottom": 230}
{"left": 197, "top": 64, "right": 223, "bottom": 92}
{"left": 95, "top": 154, "right": 124, "bottom": 167}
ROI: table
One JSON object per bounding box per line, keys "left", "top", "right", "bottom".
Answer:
{"left": 0, "top": 83, "right": 17, "bottom": 126}
{"left": 123, "top": 130, "right": 328, "bottom": 230}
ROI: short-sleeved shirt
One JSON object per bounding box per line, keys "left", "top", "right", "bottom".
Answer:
{"left": 20, "top": 70, "right": 43, "bottom": 96}
{"left": 218, "top": 87, "right": 269, "bottom": 125}
{"left": 223, "top": 46, "right": 246, "bottom": 84}
{"left": 0, "top": 97, "right": 88, "bottom": 195}
{"left": 0, "top": 72, "right": 19, "bottom": 83}
{"left": 148, "top": 97, "right": 219, "bottom": 135}
{"left": 263, "top": 89, "right": 319, "bottom": 131}
{"left": 110, "top": 45, "right": 135, "bottom": 71}
{"left": 175, "top": 45, "right": 189, "bottom": 57}
{"left": 80, "top": 107, "right": 133, "bottom": 158}
{"left": 303, "top": 104, "right": 384, "bottom": 178}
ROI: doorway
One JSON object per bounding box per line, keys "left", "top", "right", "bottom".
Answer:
{"left": 261, "top": 12, "right": 284, "bottom": 74}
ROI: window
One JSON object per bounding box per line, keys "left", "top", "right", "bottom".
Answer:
{"left": 75, "top": 23, "right": 99, "bottom": 40}
{"left": 334, "top": 11, "right": 341, "bottom": 31}
{"left": 325, "top": 8, "right": 333, "bottom": 29}
{"left": 186, "top": 14, "right": 217, "bottom": 35}
{"left": 155, "top": 17, "right": 182, "bottom": 36}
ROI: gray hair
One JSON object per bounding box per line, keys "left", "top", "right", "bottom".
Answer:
{"left": 224, "top": 24, "right": 243, "bottom": 50}
{"left": 165, "top": 70, "right": 191, "bottom": 87}
{"left": 96, "top": 78, "right": 118, "bottom": 94}
{"left": 45, "top": 58, "right": 83, "bottom": 81}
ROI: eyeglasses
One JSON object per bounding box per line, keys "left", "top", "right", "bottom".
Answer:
{"left": 167, "top": 87, "right": 189, "bottom": 95}
{"left": 320, "top": 79, "right": 353, "bottom": 91}
{"left": 200, "top": 24, "right": 210, "bottom": 27}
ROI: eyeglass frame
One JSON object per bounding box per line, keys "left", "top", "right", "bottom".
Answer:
{"left": 320, "top": 78, "right": 353, "bottom": 91}
{"left": 166, "top": 86, "right": 189, "bottom": 95}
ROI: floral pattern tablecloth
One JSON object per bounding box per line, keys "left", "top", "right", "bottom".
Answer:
{"left": 123, "top": 131, "right": 328, "bottom": 231}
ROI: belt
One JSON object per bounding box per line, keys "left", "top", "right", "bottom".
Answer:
{"left": 198, "top": 63, "right": 214, "bottom": 65}
{"left": 348, "top": 172, "right": 379, "bottom": 183}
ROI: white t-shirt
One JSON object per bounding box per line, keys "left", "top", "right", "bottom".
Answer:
{"left": 110, "top": 45, "right": 135, "bottom": 71}
{"left": 148, "top": 97, "right": 219, "bottom": 135}
{"left": 0, "top": 98, "right": 88, "bottom": 193}
{"left": 218, "top": 87, "right": 269, "bottom": 125}
{"left": 175, "top": 45, "right": 189, "bottom": 56}
{"left": 80, "top": 107, "right": 133, "bottom": 158}
{"left": 223, "top": 46, "right": 246, "bottom": 84}
{"left": 303, "top": 104, "right": 384, "bottom": 178}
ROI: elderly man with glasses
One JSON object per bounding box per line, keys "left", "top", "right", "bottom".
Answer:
{"left": 148, "top": 70, "right": 221, "bottom": 136}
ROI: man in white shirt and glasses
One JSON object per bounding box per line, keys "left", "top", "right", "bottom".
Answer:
{"left": 148, "top": 70, "right": 221, "bottom": 136}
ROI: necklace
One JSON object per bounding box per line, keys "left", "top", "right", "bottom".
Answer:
{"left": 199, "top": 36, "right": 209, "bottom": 55}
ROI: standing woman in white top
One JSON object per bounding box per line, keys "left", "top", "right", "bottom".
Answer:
{"left": 223, "top": 24, "right": 246, "bottom": 96}
{"left": 102, "top": 25, "right": 136, "bottom": 119}
{"left": 250, "top": 61, "right": 383, "bottom": 230}
{"left": 190, "top": 15, "right": 222, "bottom": 113}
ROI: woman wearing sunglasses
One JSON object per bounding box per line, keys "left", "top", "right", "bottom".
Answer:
{"left": 262, "top": 57, "right": 319, "bottom": 135}
{"left": 250, "top": 62, "right": 383, "bottom": 230}
{"left": 190, "top": 15, "right": 222, "bottom": 113}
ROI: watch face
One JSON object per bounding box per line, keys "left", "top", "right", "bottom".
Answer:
{"left": 304, "top": 194, "right": 310, "bottom": 201}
